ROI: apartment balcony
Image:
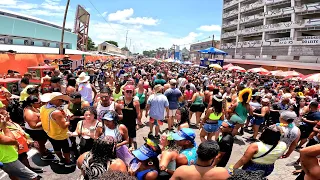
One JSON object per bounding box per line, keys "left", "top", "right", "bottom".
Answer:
{"left": 221, "top": 30, "right": 238, "bottom": 39}
{"left": 265, "top": 7, "right": 294, "bottom": 19}
{"left": 221, "top": 42, "right": 237, "bottom": 49}
{"left": 240, "top": 13, "right": 264, "bottom": 24}
{"left": 295, "top": 3, "right": 320, "bottom": 15}
{"left": 240, "top": 1, "right": 264, "bottom": 13}
{"left": 265, "top": 0, "right": 290, "bottom": 7}
{"left": 262, "top": 36, "right": 320, "bottom": 46}
{"left": 224, "top": 0, "right": 239, "bottom": 10}
{"left": 223, "top": 9, "right": 239, "bottom": 19}
{"left": 237, "top": 40, "right": 263, "bottom": 48}
{"left": 222, "top": 19, "right": 239, "bottom": 28}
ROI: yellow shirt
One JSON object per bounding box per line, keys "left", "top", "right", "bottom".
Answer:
{"left": 0, "top": 132, "right": 18, "bottom": 163}
{"left": 40, "top": 105, "right": 68, "bottom": 140}
{"left": 19, "top": 85, "right": 35, "bottom": 102}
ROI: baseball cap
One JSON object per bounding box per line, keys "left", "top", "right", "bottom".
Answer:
{"left": 132, "top": 144, "right": 159, "bottom": 161}
{"left": 124, "top": 85, "right": 134, "bottom": 91}
{"left": 172, "top": 128, "right": 196, "bottom": 145}
{"left": 101, "top": 111, "right": 115, "bottom": 121}
{"left": 280, "top": 111, "right": 297, "bottom": 121}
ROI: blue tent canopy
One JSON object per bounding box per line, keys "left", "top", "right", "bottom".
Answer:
{"left": 198, "top": 47, "right": 228, "bottom": 55}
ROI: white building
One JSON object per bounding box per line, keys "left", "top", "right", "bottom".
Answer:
{"left": 97, "top": 42, "right": 129, "bottom": 57}
{"left": 221, "top": 0, "right": 320, "bottom": 63}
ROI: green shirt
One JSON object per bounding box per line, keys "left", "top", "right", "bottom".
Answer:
{"left": 154, "top": 79, "right": 166, "bottom": 86}
{"left": 0, "top": 132, "right": 18, "bottom": 163}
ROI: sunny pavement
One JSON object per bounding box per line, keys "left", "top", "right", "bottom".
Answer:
{"left": 1, "top": 112, "right": 300, "bottom": 180}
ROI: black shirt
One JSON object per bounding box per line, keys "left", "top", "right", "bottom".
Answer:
{"left": 217, "top": 133, "right": 234, "bottom": 167}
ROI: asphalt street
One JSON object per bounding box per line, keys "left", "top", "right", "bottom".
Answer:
{"left": 0, "top": 112, "right": 301, "bottom": 180}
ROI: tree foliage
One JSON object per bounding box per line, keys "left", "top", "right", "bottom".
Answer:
{"left": 87, "top": 37, "right": 97, "bottom": 51}
{"left": 121, "top": 46, "right": 129, "bottom": 51}
{"left": 105, "top": 40, "right": 118, "bottom": 47}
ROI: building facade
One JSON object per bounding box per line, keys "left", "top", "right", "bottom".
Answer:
{"left": 190, "top": 40, "right": 220, "bottom": 62}
{"left": 0, "top": 9, "right": 77, "bottom": 50}
{"left": 221, "top": 0, "right": 320, "bottom": 62}
{"left": 97, "top": 42, "right": 129, "bottom": 56}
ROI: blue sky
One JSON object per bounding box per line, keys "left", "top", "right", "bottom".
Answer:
{"left": 0, "top": 0, "right": 223, "bottom": 52}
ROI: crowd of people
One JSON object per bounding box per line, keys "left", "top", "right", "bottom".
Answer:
{"left": 0, "top": 58, "right": 319, "bottom": 180}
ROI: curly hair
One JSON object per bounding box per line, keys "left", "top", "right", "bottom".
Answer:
{"left": 90, "top": 135, "right": 116, "bottom": 164}
{"left": 82, "top": 106, "right": 97, "bottom": 119}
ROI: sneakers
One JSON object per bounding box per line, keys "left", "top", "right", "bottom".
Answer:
{"left": 65, "top": 161, "right": 76, "bottom": 168}
{"left": 41, "top": 154, "right": 57, "bottom": 161}
{"left": 58, "top": 158, "right": 66, "bottom": 165}
{"left": 148, "top": 132, "right": 154, "bottom": 139}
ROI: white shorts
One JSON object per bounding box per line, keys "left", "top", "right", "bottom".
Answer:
{"left": 169, "top": 109, "right": 177, "bottom": 117}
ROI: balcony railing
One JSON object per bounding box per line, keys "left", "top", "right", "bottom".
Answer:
{"left": 265, "top": 0, "right": 289, "bottom": 5}
{"left": 221, "top": 42, "right": 237, "bottom": 49}
{"left": 238, "top": 19, "right": 320, "bottom": 35}
{"left": 224, "top": 0, "right": 239, "bottom": 9}
{"left": 222, "top": 19, "right": 239, "bottom": 28}
{"left": 223, "top": 9, "right": 239, "bottom": 18}
{"left": 221, "top": 30, "right": 238, "bottom": 38}
{"left": 240, "top": 13, "right": 264, "bottom": 24}
{"left": 237, "top": 40, "right": 263, "bottom": 48}
{"left": 295, "top": 3, "right": 320, "bottom": 13}
{"left": 240, "top": 0, "right": 264, "bottom": 13}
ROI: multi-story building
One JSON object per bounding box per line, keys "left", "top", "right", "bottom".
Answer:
{"left": 221, "top": 0, "right": 320, "bottom": 63}
{"left": 0, "top": 8, "right": 77, "bottom": 51}
{"left": 190, "top": 40, "right": 220, "bottom": 62}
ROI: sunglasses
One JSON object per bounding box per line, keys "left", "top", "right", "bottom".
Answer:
{"left": 126, "top": 91, "right": 133, "bottom": 94}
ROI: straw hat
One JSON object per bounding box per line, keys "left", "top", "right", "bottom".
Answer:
{"left": 40, "top": 92, "right": 70, "bottom": 103}
{"left": 76, "top": 72, "right": 90, "bottom": 83}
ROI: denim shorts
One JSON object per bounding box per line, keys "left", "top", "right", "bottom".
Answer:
{"left": 252, "top": 117, "right": 265, "bottom": 125}
{"left": 203, "top": 122, "right": 220, "bottom": 133}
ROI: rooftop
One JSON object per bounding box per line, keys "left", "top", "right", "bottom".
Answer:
{"left": 0, "top": 8, "right": 71, "bottom": 31}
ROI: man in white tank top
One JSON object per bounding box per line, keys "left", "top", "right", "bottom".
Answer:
{"left": 94, "top": 87, "right": 123, "bottom": 121}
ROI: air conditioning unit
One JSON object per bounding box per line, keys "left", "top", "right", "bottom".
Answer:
{"left": 42, "top": 41, "right": 50, "bottom": 47}
{"left": 24, "top": 40, "right": 34, "bottom": 46}
{"left": 0, "top": 37, "right": 13, "bottom": 44}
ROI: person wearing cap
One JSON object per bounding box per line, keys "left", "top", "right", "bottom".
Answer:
{"left": 145, "top": 84, "right": 169, "bottom": 139}
{"left": 296, "top": 101, "right": 320, "bottom": 150}
{"left": 164, "top": 79, "right": 182, "bottom": 131}
{"left": 268, "top": 111, "right": 301, "bottom": 160}
{"left": 130, "top": 140, "right": 161, "bottom": 180}
{"left": 171, "top": 140, "right": 230, "bottom": 180}
{"left": 120, "top": 84, "right": 141, "bottom": 149}
{"left": 100, "top": 111, "right": 134, "bottom": 166}
{"left": 39, "top": 92, "right": 74, "bottom": 167}
{"left": 172, "top": 128, "right": 198, "bottom": 167}
{"left": 77, "top": 72, "right": 97, "bottom": 106}
{"left": 213, "top": 120, "right": 235, "bottom": 167}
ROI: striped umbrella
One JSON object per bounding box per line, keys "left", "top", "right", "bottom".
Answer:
{"left": 227, "top": 66, "right": 246, "bottom": 72}
{"left": 304, "top": 73, "right": 320, "bottom": 82}
{"left": 247, "top": 67, "right": 270, "bottom": 75}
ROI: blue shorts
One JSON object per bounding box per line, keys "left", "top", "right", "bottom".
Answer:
{"left": 252, "top": 117, "right": 264, "bottom": 125}
{"left": 203, "top": 120, "right": 222, "bottom": 133}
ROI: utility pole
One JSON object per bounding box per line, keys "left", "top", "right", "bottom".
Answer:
{"left": 129, "top": 38, "right": 132, "bottom": 51}
{"left": 60, "top": 0, "right": 71, "bottom": 54}
{"left": 211, "top": 34, "right": 215, "bottom": 59}
{"left": 125, "top": 30, "right": 128, "bottom": 48}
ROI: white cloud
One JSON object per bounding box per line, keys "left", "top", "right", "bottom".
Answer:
{"left": 0, "top": 0, "right": 38, "bottom": 10}
{"left": 108, "top": 8, "right": 134, "bottom": 21}
{"left": 41, "top": 0, "right": 65, "bottom": 12}
{"left": 88, "top": 20, "right": 202, "bottom": 53}
{"left": 101, "top": 11, "right": 108, "bottom": 17}
{"left": 108, "top": 8, "right": 159, "bottom": 26}
{"left": 197, "top": 25, "right": 221, "bottom": 32}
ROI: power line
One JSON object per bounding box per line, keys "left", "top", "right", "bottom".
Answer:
{"left": 87, "top": 0, "right": 124, "bottom": 38}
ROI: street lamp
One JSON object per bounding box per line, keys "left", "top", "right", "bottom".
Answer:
{"left": 60, "top": 0, "right": 71, "bottom": 54}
